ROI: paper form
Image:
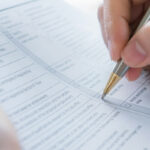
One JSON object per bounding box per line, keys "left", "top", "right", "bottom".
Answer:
{"left": 0, "top": 0, "right": 31, "bottom": 10}
{"left": 0, "top": 0, "right": 113, "bottom": 95}
{"left": 0, "top": 0, "right": 150, "bottom": 150}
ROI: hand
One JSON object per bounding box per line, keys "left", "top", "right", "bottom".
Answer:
{"left": 98, "top": 0, "right": 150, "bottom": 81}
{"left": 0, "top": 109, "right": 21, "bottom": 150}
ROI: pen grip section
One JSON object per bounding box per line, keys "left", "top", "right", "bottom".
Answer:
{"left": 113, "top": 60, "right": 129, "bottom": 77}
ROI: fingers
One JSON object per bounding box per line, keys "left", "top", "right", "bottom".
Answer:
{"left": 132, "top": 0, "right": 148, "bottom": 5}
{"left": 102, "top": 0, "right": 131, "bottom": 61}
{"left": 122, "top": 22, "right": 150, "bottom": 68}
{"left": 0, "top": 109, "right": 21, "bottom": 150}
{"left": 126, "top": 68, "right": 142, "bottom": 81}
{"left": 130, "top": 4, "right": 144, "bottom": 24}
{"left": 98, "top": 0, "right": 148, "bottom": 61}
{"left": 98, "top": 0, "right": 150, "bottom": 81}
{"left": 98, "top": 5, "right": 107, "bottom": 46}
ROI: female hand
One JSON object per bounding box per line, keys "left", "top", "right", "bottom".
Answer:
{"left": 98, "top": 0, "right": 150, "bottom": 81}
{"left": 0, "top": 109, "right": 21, "bottom": 150}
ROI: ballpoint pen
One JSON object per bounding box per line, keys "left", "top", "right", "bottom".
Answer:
{"left": 102, "top": 7, "right": 150, "bottom": 99}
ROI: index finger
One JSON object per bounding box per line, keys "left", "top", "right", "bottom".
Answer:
{"left": 103, "top": 0, "right": 147, "bottom": 61}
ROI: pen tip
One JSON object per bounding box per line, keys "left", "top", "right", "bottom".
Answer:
{"left": 101, "top": 93, "right": 105, "bottom": 100}
{"left": 102, "top": 73, "right": 121, "bottom": 100}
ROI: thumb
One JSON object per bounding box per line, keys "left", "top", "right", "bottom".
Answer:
{"left": 122, "top": 22, "right": 150, "bottom": 68}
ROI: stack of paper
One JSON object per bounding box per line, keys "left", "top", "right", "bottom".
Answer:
{"left": 0, "top": 0, "right": 150, "bottom": 149}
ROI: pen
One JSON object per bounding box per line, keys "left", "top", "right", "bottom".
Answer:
{"left": 102, "top": 7, "right": 150, "bottom": 99}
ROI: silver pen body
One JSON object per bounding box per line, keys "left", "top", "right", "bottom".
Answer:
{"left": 113, "top": 60, "right": 129, "bottom": 77}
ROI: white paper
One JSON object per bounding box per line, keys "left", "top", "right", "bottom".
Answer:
{"left": 0, "top": 0, "right": 31, "bottom": 10}
{"left": 0, "top": 0, "right": 150, "bottom": 150}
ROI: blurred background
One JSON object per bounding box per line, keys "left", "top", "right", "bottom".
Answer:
{"left": 65, "top": 0, "right": 102, "bottom": 13}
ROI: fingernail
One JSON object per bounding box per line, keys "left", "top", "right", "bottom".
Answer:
{"left": 123, "top": 41, "right": 147, "bottom": 66}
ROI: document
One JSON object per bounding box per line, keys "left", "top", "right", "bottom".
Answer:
{"left": 0, "top": 0, "right": 150, "bottom": 149}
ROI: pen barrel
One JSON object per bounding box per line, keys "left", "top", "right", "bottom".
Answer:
{"left": 113, "top": 60, "right": 129, "bottom": 77}
{"left": 135, "top": 7, "right": 150, "bottom": 32}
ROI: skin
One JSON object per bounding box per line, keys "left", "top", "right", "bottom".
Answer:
{"left": 98, "top": 0, "right": 150, "bottom": 81}
{"left": 0, "top": 109, "right": 21, "bottom": 150}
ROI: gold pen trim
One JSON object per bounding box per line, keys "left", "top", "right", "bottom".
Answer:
{"left": 102, "top": 73, "right": 121, "bottom": 99}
